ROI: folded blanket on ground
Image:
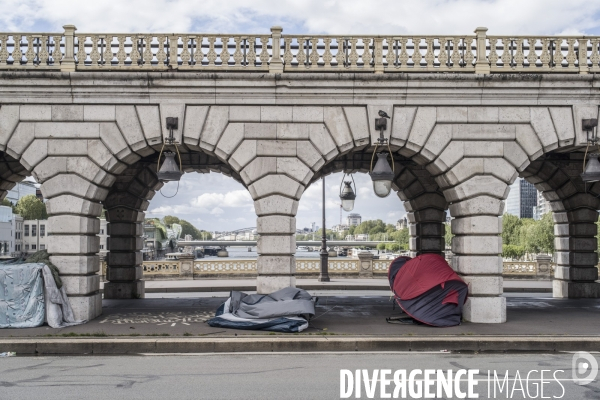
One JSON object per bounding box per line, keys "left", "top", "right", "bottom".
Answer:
{"left": 207, "top": 287, "right": 316, "bottom": 333}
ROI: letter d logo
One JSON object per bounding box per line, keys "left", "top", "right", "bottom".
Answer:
{"left": 572, "top": 351, "right": 598, "bottom": 386}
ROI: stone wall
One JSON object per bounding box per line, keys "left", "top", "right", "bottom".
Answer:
{"left": 0, "top": 72, "right": 599, "bottom": 323}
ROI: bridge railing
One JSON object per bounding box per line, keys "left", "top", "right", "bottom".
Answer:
{"left": 8, "top": 26, "right": 598, "bottom": 74}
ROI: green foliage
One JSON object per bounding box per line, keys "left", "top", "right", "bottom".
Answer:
{"left": 155, "top": 215, "right": 210, "bottom": 240}
{"left": 15, "top": 194, "right": 47, "bottom": 220}
{"left": 502, "top": 244, "right": 526, "bottom": 260}
{"left": 501, "top": 212, "right": 554, "bottom": 259}
{"left": 376, "top": 243, "right": 386, "bottom": 250}
{"left": 385, "top": 243, "right": 401, "bottom": 252}
{"left": 445, "top": 223, "right": 453, "bottom": 249}
{"left": 1, "top": 198, "right": 14, "bottom": 212}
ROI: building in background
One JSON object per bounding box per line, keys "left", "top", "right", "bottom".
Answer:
{"left": 396, "top": 216, "right": 408, "bottom": 230}
{"left": 331, "top": 224, "right": 349, "bottom": 233}
{"left": 0, "top": 205, "right": 23, "bottom": 255}
{"left": 99, "top": 218, "right": 108, "bottom": 257}
{"left": 5, "top": 181, "right": 37, "bottom": 205}
{"left": 533, "top": 191, "right": 552, "bottom": 220}
{"left": 22, "top": 219, "right": 47, "bottom": 253}
{"left": 346, "top": 213, "right": 362, "bottom": 226}
{"left": 504, "top": 178, "right": 537, "bottom": 219}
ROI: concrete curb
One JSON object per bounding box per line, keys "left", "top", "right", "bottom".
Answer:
{"left": 1, "top": 336, "right": 598, "bottom": 354}
{"left": 100, "top": 286, "right": 552, "bottom": 294}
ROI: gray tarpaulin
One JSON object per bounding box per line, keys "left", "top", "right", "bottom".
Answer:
{"left": 0, "top": 263, "right": 84, "bottom": 328}
{"left": 207, "top": 287, "right": 316, "bottom": 333}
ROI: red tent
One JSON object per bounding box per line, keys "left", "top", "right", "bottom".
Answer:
{"left": 388, "top": 254, "right": 468, "bottom": 327}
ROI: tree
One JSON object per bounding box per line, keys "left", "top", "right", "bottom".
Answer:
{"left": 1, "top": 198, "right": 14, "bottom": 212}
{"left": 502, "top": 244, "right": 525, "bottom": 260}
{"left": 502, "top": 213, "right": 522, "bottom": 246}
{"left": 15, "top": 194, "right": 47, "bottom": 220}
{"left": 444, "top": 223, "right": 453, "bottom": 249}
{"left": 160, "top": 215, "right": 208, "bottom": 240}
{"left": 376, "top": 243, "right": 386, "bottom": 251}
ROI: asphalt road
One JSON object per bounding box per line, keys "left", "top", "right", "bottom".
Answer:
{"left": 0, "top": 353, "right": 598, "bottom": 400}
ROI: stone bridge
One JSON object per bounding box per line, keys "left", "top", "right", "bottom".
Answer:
{"left": 1, "top": 26, "right": 600, "bottom": 324}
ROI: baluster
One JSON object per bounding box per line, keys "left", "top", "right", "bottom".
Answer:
{"left": 0, "top": 35, "right": 8, "bottom": 66}
{"left": 514, "top": 38, "right": 524, "bottom": 69}
{"left": 411, "top": 37, "right": 422, "bottom": 67}
{"left": 76, "top": 35, "right": 86, "bottom": 66}
{"left": 89, "top": 35, "right": 100, "bottom": 67}
{"left": 488, "top": 38, "right": 498, "bottom": 67}
{"left": 193, "top": 36, "right": 204, "bottom": 67}
{"left": 38, "top": 35, "right": 49, "bottom": 66}
{"left": 373, "top": 37, "right": 383, "bottom": 73}
{"left": 526, "top": 38, "right": 537, "bottom": 68}
{"left": 282, "top": 37, "right": 293, "bottom": 66}
{"left": 424, "top": 38, "right": 434, "bottom": 68}
{"left": 130, "top": 36, "right": 141, "bottom": 67}
{"left": 155, "top": 35, "right": 167, "bottom": 67}
{"left": 53, "top": 35, "right": 63, "bottom": 66}
{"left": 398, "top": 38, "right": 409, "bottom": 67}
{"left": 438, "top": 38, "right": 448, "bottom": 69}
{"left": 590, "top": 39, "right": 600, "bottom": 70}
{"left": 221, "top": 37, "right": 231, "bottom": 66}
{"left": 309, "top": 37, "right": 319, "bottom": 68}
{"left": 384, "top": 38, "right": 394, "bottom": 68}
{"left": 206, "top": 36, "right": 217, "bottom": 66}
{"left": 323, "top": 38, "right": 333, "bottom": 68}
{"left": 348, "top": 38, "right": 359, "bottom": 67}
{"left": 259, "top": 35, "right": 269, "bottom": 66}
{"left": 566, "top": 38, "right": 577, "bottom": 69}
{"left": 362, "top": 38, "right": 372, "bottom": 67}
{"left": 500, "top": 38, "right": 512, "bottom": 67}
{"left": 232, "top": 36, "right": 243, "bottom": 67}
{"left": 247, "top": 36, "right": 256, "bottom": 66}
{"left": 334, "top": 38, "right": 345, "bottom": 67}
{"left": 553, "top": 38, "right": 563, "bottom": 68}
{"left": 103, "top": 35, "right": 114, "bottom": 67}
{"left": 578, "top": 38, "right": 589, "bottom": 74}
{"left": 116, "top": 36, "right": 126, "bottom": 67}
{"left": 540, "top": 38, "right": 551, "bottom": 69}
{"left": 11, "top": 35, "right": 23, "bottom": 66}
{"left": 24, "top": 35, "right": 35, "bottom": 65}
{"left": 143, "top": 35, "right": 153, "bottom": 67}
{"left": 296, "top": 38, "right": 307, "bottom": 67}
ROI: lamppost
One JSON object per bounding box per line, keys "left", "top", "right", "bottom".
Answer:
{"left": 581, "top": 118, "right": 600, "bottom": 182}
{"left": 318, "top": 176, "right": 330, "bottom": 282}
{"left": 369, "top": 111, "right": 395, "bottom": 197}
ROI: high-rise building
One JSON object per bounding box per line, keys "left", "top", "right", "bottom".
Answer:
{"left": 5, "top": 181, "right": 37, "bottom": 205}
{"left": 346, "top": 213, "right": 362, "bottom": 226}
{"left": 533, "top": 191, "right": 552, "bottom": 220}
{"left": 505, "top": 178, "right": 538, "bottom": 219}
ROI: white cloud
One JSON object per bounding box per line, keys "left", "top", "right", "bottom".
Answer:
{"left": 210, "top": 207, "right": 224, "bottom": 216}
{"left": 3, "top": 0, "right": 600, "bottom": 36}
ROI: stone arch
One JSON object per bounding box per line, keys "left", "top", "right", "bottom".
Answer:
{"left": 521, "top": 155, "right": 600, "bottom": 298}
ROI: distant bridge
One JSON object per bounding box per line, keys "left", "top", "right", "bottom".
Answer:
{"left": 178, "top": 240, "right": 395, "bottom": 248}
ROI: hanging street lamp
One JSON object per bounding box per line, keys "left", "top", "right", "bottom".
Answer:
{"left": 581, "top": 118, "right": 600, "bottom": 183}
{"left": 339, "top": 173, "right": 357, "bottom": 212}
{"left": 369, "top": 110, "right": 395, "bottom": 197}
{"left": 157, "top": 117, "right": 183, "bottom": 183}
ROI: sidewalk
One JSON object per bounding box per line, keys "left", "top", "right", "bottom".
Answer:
{"left": 101, "top": 278, "right": 553, "bottom": 293}
{"left": 0, "top": 293, "right": 598, "bottom": 354}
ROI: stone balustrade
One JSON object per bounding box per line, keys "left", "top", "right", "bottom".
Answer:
{"left": 100, "top": 256, "right": 576, "bottom": 280}
{"left": 2, "top": 26, "right": 600, "bottom": 74}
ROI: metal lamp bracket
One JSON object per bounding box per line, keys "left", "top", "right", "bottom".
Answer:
{"left": 165, "top": 117, "right": 179, "bottom": 145}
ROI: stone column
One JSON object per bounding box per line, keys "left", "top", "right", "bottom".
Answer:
{"left": 358, "top": 251, "right": 374, "bottom": 278}
{"left": 535, "top": 254, "right": 553, "bottom": 279}
{"left": 407, "top": 208, "right": 446, "bottom": 256}
{"left": 255, "top": 197, "right": 298, "bottom": 294}
{"left": 46, "top": 193, "right": 103, "bottom": 321}
{"left": 450, "top": 196, "right": 505, "bottom": 323}
{"left": 105, "top": 208, "right": 144, "bottom": 299}
{"left": 102, "top": 163, "right": 160, "bottom": 299}
{"left": 553, "top": 208, "right": 600, "bottom": 298}
{"left": 178, "top": 253, "right": 194, "bottom": 279}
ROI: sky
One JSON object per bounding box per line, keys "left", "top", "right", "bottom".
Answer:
{"left": 7, "top": 0, "right": 600, "bottom": 232}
